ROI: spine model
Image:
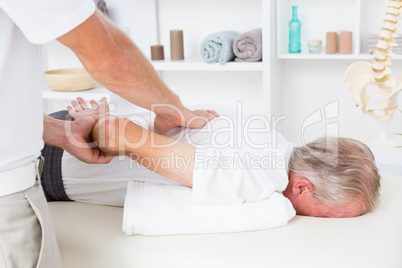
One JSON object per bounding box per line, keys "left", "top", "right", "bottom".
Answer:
{"left": 372, "top": 0, "right": 401, "bottom": 83}
{"left": 344, "top": 0, "right": 402, "bottom": 122}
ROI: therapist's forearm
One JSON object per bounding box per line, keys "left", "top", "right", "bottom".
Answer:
{"left": 57, "top": 11, "right": 183, "bottom": 120}
{"left": 84, "top": 30, "right": 182, "bottom": 115}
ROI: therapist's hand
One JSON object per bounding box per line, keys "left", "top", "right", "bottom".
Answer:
{"left": 43, "top": 114, "right": 113, "bottom": 164}
{"left": 64, "top": 116, "right": 114, "bottom": 164}
{"left": 153, "top": 107, "right": 219, "bottom": 135}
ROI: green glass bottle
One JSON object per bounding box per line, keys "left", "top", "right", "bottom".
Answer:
{"left": 289, "top": 5, "right": 301, "bottom": 53}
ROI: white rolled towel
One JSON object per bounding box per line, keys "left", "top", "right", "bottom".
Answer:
{"left": 123, "top": 180, "right": 295, "bottom": 236}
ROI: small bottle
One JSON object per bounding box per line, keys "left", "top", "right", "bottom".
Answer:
{"left": 289, "top": 6, "right": 301, "bottom": 53}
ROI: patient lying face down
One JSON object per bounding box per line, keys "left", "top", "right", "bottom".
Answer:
{"left": 283, "top": 138, "right": 381, "bottom": 218}
{"left": 66, "top": 98, "right": 381, "bottom": 219}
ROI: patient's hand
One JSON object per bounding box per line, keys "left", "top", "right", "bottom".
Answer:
{"left": 67, "top": 97, "right": 110, "bottom": 121}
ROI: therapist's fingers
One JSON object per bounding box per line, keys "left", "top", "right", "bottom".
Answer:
{"left": 90, "top": 99, "right": 99, "bottom": 109}
{"left": 85, "top": 148, "right": 114, "bottom": 164}
{"left": 67, "top": 105, "right": 76, "bottom": 118}
{"left": 71, "top": 100, "right": 82, "bottom": 112}
{"left": 195, "top": 110, "right": 218, "bottom": 120}
{"left": 99, "top": 97, "right": 109, "bottom": 114}
{"left": 77, "top": 97, "right": 89, "bottom": 109}
{"left": 207, "top": 110, "right": 219, "bottom": 118}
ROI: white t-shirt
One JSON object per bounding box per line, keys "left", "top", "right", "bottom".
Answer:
{"left": 0, "top": 0, "right": 95, "bottom": 172}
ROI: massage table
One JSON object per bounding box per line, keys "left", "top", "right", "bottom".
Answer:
{"left": 49, "top": 172, "right": 402, "bottom": 268}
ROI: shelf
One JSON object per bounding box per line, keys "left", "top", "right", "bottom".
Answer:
{"left": 277, "top": 52, "right": 402, "bottom": 60}
{"left": 150, "top": 57, "right": 263, "bottom": 71}
{"left": 276, "top": 0, "right": 360, "bottom": 58}
{"left": 42, "top": 84, "right": 117, "bottom": 101}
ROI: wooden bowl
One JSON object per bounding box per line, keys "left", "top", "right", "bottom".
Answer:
{"left": 44, "top": 68, "right": 96, "bottom": 92}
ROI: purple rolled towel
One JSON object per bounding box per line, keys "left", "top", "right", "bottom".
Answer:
{"left": 233, "top": 28, "right": 262, "bottom": 62}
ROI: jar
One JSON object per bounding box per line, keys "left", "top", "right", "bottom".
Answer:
{"left": 308, "top": 40, "right": 322, "bottom": 54}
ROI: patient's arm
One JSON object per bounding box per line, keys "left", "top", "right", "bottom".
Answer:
{"left": 92, "top": 116, "right": 195, "bottom": 187}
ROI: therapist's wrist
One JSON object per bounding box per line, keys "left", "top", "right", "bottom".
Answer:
{"left": 152, "top": 95, "right": 183, "bottom": 119}
{"left": 43, "top": 115, "right": 71, "bottom": 148}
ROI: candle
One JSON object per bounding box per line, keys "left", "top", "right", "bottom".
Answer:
{"left": 326, "top": 32, "right": 337, "bottom": 54}
{"left": 150, "top": 45, "right": 165, "bottom": 60}
{"left": 340, "top": 31, "right": 353, "bottom": 54}
{"left": 170, "top": 30, "right": 184, "bottom": 60}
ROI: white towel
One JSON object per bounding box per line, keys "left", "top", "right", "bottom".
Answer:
{"left": 123, "top": 180, "right": 296, "bottom": 236}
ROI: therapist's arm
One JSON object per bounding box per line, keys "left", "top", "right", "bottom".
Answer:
{"left": 57, "top": 10, "right": 215, "bottom": 132}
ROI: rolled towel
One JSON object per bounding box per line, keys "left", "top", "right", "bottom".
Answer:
{"left": 123, "top": 180, "right": 296, "bottom": 236}
{"left": 233, "top": 28, "right": 262, "bottom": 62}
{"left": 200, "top": 31, "right": 239, "bottom": 64}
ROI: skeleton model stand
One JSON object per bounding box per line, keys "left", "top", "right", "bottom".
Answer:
{"left": 345, "top": 0, "right": 402, "bottom": 123}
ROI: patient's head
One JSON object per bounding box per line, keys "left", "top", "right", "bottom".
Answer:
{"left": 283, "top": 137, "right": 381, "bottom": 218}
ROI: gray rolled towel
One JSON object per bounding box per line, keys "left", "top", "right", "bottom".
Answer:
{"left": 233, "top": 28, "right": 262, "bottom": 62}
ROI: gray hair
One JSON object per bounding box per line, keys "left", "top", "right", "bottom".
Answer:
{"left": 288, "top": 137, "right": 381, "bottom": 213}
{"left": 93, "top": 0, "right": 109, "bottom": 16}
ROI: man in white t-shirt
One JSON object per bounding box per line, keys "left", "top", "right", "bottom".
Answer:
{"left": 0, "top": 1, "right": 216, "bottom": 267}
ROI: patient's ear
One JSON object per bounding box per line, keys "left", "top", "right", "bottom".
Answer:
{"left": 293, "top": 178, "right": 314, "bottom": 198}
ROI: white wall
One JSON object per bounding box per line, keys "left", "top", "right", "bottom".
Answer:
{"left": 282, "top": 60, "right": 402, "bottom": 145}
